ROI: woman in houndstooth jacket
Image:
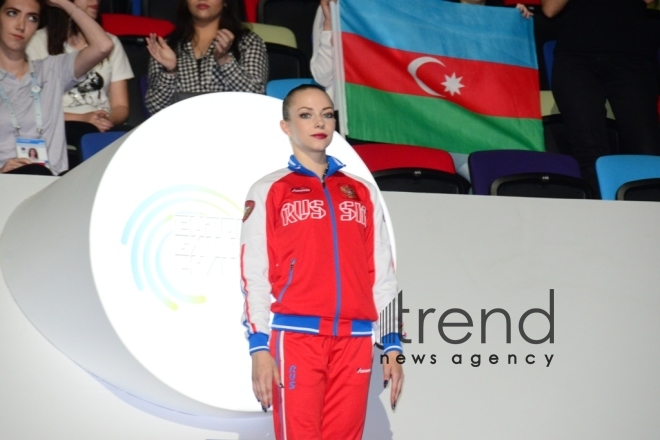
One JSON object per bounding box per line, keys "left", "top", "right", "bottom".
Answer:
{"left": 145, "top": 0, "right": 268, "bottom": 115}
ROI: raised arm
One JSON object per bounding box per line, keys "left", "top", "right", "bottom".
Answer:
{"left": 541, "top": 0, "right": 569, "bottom": 17}
{"left": 310, "top": 3, "right": 335, "bottom": 89}
{"left": 47, "top": 0, "right": 113, "bottom": 78}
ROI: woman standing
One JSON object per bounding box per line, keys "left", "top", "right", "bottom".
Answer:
{"left": 542, "top": 0, "right": 660, "bottom": 193}
{"left": 145, "top": 0, "right": 268, "bottom": 115}
{"left": 26, "top": 0, "right": 133, "bottom": 146}
{"left": 241, "top": 85, "right": 403, "bottom": 440}
{"left": 0, "top": 0, "right": 113, "bottom": 174}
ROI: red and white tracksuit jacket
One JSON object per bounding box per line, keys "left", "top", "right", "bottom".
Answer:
{"left": 240, "top": 155, "right": 402, "bottom": 354}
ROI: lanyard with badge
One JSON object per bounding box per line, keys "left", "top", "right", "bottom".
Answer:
{"left": 0, "top": 64, "right": 49, "bottom": 167}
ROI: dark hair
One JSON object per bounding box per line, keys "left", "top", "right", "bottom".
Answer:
{"left": 282, "top": 84, "right": 330, "bottom": 121}
{"left": 45, "top": 1, "right": 100, "bottom": 55}
{"left": 0, "top": 0, "right": 45, "bottom": 15}
{"left": 168, "top": 0, "right": 247, "bottom": 61}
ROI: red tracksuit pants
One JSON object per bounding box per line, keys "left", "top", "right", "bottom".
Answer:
{"left": 270, "top": 330, "right": 373, "bottom": 440}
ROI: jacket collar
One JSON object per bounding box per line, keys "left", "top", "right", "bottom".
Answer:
{"left": 287, "top": 155, "right": 345, "bottom": 178}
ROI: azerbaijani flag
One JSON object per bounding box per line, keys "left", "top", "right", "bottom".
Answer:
{"left": 335, "top": 0, "right": 544, "bottom": 154}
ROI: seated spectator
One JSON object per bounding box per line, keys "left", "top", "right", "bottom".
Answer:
{"left": 0, "top": 0, "right": 113, "bottom": 175}
{"left": 26, "top": 0, "right": 134, "bottom": 149}
{"left": 542, "top": 0, "right": 660, "bottom": 193}
{"left": 145, "top": 0, "right": 268, "bottom": 115}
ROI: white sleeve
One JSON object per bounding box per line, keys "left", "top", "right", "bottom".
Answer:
{"left": 240, "top": 179, "right": 274, "bottom": 354}
{"left": 26, "top": 28, "right": 49, "bottom": 61}
{"left": 368, "top": 183, "right": 402, "bottom": 353}
{"left": 108, "top": 34, "right": 134, "bottom": 82}
{"left": 310, "top": 7, "right": 335, "bottom": 91}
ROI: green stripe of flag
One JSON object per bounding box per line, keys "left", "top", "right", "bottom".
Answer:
{"left": 346, "top": 84, "right": 544, "bottom": 155}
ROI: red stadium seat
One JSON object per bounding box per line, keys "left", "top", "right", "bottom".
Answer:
{"left": 245, "top": 0, "right": 260, "bottom": 22}
{"left": 101, "top": 14, "right": 174, "bottom": 37}
{"left": 353, "top": 143, "right": 456, "bottom": 174}
{"left": 353, "top": 143, "right": 470, "bottom": 194}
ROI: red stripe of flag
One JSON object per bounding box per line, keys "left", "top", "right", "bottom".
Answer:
{"left": 343, "top": 33, "right": 541, "bottom": 119}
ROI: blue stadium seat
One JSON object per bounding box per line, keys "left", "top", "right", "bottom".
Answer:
{"left": 80, "top": 132, "right": 128, "bottom": 161}
{"left": 543, "top": 40, "right": 556, "bottom": 89}
{"left": 266, "top": 78, "right": 317, "bottom": 100}
{"left": 596, "top": 155, "right": 660, "bottom": 201}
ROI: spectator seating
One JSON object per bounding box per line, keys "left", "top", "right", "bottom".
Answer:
{"left": 244, "top": 0, "right": 260, "bottom": 22}
{"left": 248, "top": 22, "right": 297, "bottom": 48}
{"left": 101, "top": 14, "right": 175, "bottom": 37}
{"left": 596, "top": 155, "right": 660, "bottom": 201}
{"left": 118, "top": 36, "right": 151, "bottom": 127}
{"left": 540, "top": 91, "right": 560, "bottom": 116}
{"left": 543, "top": 114, "right": 619, "bottom": 155}
{"left": 266, "top": 43, "right": 310, "bottom": 80}
{"left": 101, "top": 13, "right": 173, "bottom": 123}
{"left": 266, "top": 78, "right": 317, "bottom": 99}
{"left": 257, "top": 0, "right": 319, "bottom": 61}
{"left": 142, "top": 0, "right": 246, "bottom": 22}
{"left": 353, "top": 144, "right": 470, "bottom": 194}
{"left": 100, "top": 0, "right": 130, "bottom": 14}
{"left": 141, "top": 0, "right": 178, "bottom": 23}
{"left": 139, "top": 75, "right": 151, "bottom": 119}
{"left": 469, "top": 150, "right": 594, "bottom": 199}
{"left": 543, "top": 40, "right": 556, "bottom": 88}
{"left": 80, "top": 132, "right": 128, "bottom": 161}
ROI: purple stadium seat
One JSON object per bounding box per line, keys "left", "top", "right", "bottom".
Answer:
{"left": 468, "top": 150, "right": 594, "bottom": 199}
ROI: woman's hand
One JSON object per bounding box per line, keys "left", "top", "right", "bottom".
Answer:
{"left": 251, "top": 350, "right": 281, "bottom": 411}
{"left": 383, "top": 351, "right": 404, "bottom": 410}
{"left": 0, "top": 158, "right": 32, "bottom": 173}
{"left": 146, "top": 33, "right": 177, "bottom": 72}
{"left": 84, "top": 110, "right": 113, "bottom": 132}
{"left": 213, "top": 29, "right": 235, "bottom": 65}
{"left": 320, "top": 0, "right": 337, "bottom": 31}
{"left": 516, "top": 4, "right": 534, "bottom": 18}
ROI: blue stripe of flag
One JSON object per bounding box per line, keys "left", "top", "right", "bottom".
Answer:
{"left": 340, "top": 0, "right": 537, "bottom": 69}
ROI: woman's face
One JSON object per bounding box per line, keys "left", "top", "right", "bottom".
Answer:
{"left": 187, "top": 0, "right": 224, "bottom": 23}
{"left": 0, "top": 0, "right": 40, "bottom": 54}
{"left": 73, "top": 0, "right": 99, "bottom": 21}
{"left": 281, "top": 88, "right": 336, "bottom": 157}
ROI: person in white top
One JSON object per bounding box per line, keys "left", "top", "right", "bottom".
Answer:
{"left": 26, "top": 0, "right": 133, "bottom": 134}
{"left": 310, "top": 0, "right": 336, "bottom": 109}
{"left": 0, "top": 0, "right": 113, "bottom": 175}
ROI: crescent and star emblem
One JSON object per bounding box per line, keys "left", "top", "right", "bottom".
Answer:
{"left": 407, "top": 57, "right": 465, "bottom": 98}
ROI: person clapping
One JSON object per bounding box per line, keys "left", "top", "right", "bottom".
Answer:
{"left": 145, "top": 0, "right": 268, "bottom": 115}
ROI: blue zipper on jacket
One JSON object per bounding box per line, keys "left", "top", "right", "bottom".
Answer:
{"left": 277, "top": 259, "right": 296, "bottom": 302}
{"left": 287, "top": 155, "right": 346, "bottom": 336}
{"left": 322, "top": 182, "right": 342, "bottom": 336}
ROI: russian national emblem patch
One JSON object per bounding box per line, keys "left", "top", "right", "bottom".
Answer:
{"left": 339, "top": 184, "right": 357, "bottom": 199}
{"left": 243, "top": 200, "right": 255, "bottom": 222}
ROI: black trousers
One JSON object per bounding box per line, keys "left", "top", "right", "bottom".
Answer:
{"left": 552, "top": 52, "right": 660, "bottom": 190}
